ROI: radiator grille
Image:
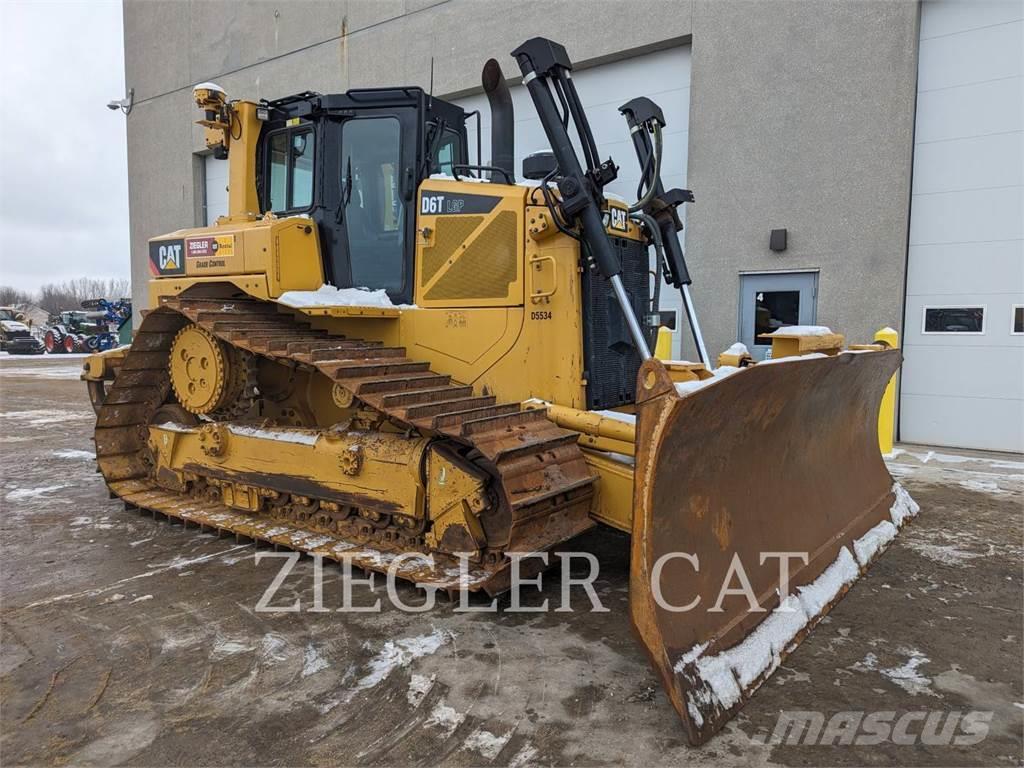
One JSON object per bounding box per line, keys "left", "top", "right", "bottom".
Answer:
{"left": 424, "top": 211, "right": 518, "bottom": 301}
{"left": 581, "top": 237, "right": 650, "bottom": 409}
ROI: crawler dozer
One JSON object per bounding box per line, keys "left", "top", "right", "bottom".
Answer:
{"left": 84, "top": 38, "right": 916, "bottom": 744}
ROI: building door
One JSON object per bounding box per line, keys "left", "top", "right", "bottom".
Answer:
{"left": 203, "top": 155, "right": 229, "bottom": 226}
{"left": 900, "top": 0, "right": 1023, "bottom": 452}
{"left": 738, "top": 272, "right": 818, "bottom": 360}
{"left": 454, "top": 46, "right": 692, "bottom": 357}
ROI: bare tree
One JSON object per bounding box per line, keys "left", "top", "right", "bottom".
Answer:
{"left": 0, "top": 286, "right": 35, "bottom": 306}
{"left": 37, "top": 278, "right": 131, "bottom": 315}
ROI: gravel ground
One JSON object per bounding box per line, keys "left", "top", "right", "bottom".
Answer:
{"left": 1, "top": 354, "right": 1021, "bottom": 767}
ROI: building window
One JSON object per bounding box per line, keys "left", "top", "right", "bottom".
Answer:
{"left": 755, "top": 290, "right": 801, "bottom": 339}
{"left": 1012, "top": 305, "right": 1024, "bottom": 335}
{"left": 922, "top": 306, "right": 986, "bottom": 335}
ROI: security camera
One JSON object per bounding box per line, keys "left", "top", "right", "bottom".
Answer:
{"left": 106, "top": 101, "right": 122, "bottom": 111}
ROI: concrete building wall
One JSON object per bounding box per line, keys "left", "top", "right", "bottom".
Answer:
{"left": 684, "top": 0, "right": 920, "bottom": 357}
{"left": 123, "top": 0, "right": 919, "bottom": 361}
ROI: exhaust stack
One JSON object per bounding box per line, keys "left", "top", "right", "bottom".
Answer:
{"left": 481, "top": 58, "right": 514, "bottom": 181}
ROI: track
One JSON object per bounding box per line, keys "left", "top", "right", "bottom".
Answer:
{"left": 91, "top": 295, "right": 596, "bottom": 593}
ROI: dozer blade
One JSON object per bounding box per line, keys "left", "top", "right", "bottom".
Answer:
{"left": 629, "top": 349, "right": 916, "bottom": 745}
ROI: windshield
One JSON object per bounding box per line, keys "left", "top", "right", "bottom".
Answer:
{"left": 341, "top": 117, "right": 405, "bottom": 292}
{"left": 0, "top": 309, "right": 15, "bottom": 321}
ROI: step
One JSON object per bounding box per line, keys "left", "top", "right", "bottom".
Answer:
{"left": 354, "top": 373, "right": 451, "bottom": 395}
{"left": 380, "top": 386, "right": 474, "bottom": 409}
{"left": 460, "top": 408, "right": 549, "bottom": 437}
{"left": 398, "top": 394, "right": 494, "bottom": 420}
{"left": 330, "top": 360, "right": 430, "bottom": 380}
{"left": 310, "top": 342, "right": 383, "bottom": 362}
{"left": 429, "top": 403, "right": 521, "bottom": 430}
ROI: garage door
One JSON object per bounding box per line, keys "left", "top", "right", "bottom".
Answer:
{"left": 204, "top": 155, "right": 229, "bottom": 226}
{"left": 900, "top": 0, "right": 1024, "bottom": 452}
{"left": 454, "top": 46, "right": 693, "bottom": 357}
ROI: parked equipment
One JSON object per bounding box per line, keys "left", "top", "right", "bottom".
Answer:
{"left": 83, "top": 38, "right": 913, "bottom": 744}
{"left": 45, "top": 300, "right": 131, "bottom": 353}
{"left": 0, "top": 307, "right": 44, "bottom": 355}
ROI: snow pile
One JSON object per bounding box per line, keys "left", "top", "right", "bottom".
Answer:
{"left": 277, "top": 284, "right": 414, "bottom": 309}
{"left": 722, "top": 342, "right": 749, "bottom": 357}
{"left": 675, "top": 481, "right": 919, "bottom": 726}
{"left": 769, "top": 325, "right": 834, "bottom": 336}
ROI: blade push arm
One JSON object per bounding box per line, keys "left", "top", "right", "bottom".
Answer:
{"left": 619, "top": 97, "right": 708, "bottom": 364}
{"left": 512, "top": 38, "right": 652, "bottom": 360}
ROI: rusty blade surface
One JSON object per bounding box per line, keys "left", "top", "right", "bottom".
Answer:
{"left": 629, "top": 350, "right": 903, "bottom": 745}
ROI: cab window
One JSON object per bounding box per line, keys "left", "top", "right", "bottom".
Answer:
{"left": 341, "top": 117, "right": 405, "bottom": 291}
{"left": 431, "top": 128, "right": 462, "bottom": 176}
{"left": 266, "top": 126, "right": 315, "bottom": 212}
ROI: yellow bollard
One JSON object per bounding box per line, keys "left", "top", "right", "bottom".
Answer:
{"left": 874, "top": 326, "right": 899, "bottom": 455}
{"left": 654, "top": 326, "right": 673, "bottom": 360}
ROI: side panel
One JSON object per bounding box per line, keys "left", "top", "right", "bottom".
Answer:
{"left": 415, "top": 180, "right": 527, "bottom": 308}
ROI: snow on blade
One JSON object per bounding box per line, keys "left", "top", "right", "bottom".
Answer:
{"left": 675, "top": 482, "right": 919, "bottom": 724}
{"left": 769, "top": 325, "right": 834, "bottom": 336}
{"left": 853, "top": 521, "right": 898, "bottom": 567}
{"left": 674, "top": 366, "right": 741, "bottom": 396}
{"left": 277, "top": 284, "right": 416, "bottom": 309}
{"left": 890, "top": 481, "right": 920, "bottom": 527}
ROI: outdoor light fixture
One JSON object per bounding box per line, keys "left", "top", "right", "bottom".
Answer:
{"left": 770, "top": 228, "right": 788, "bottom": 252}
{"left": 106, "top": 87, "right": 134, "bottom": 115}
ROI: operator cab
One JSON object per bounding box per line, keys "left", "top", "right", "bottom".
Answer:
{"left": 255, "top": 89, "right": 469, "bottom": 305}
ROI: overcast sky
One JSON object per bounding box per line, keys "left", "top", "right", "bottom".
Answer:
{"left": 0, "top": 0, "right": 129, "bottom": 294}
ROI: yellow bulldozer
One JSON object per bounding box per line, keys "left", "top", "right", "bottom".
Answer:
{"left": 83, "top": 38, "right": 915, "bottom": 744}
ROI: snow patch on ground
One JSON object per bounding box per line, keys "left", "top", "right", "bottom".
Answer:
{"left": 406, "top": 673, "right": 435, "bottom": 706}
{"left": 5, "top": 484, "right": 67, "bottom": 501}
{"left": 302, "top": 643, "right": 329, "bottom": 677}
{"left": 880, "top": 648, "right": 937, "bottom": 697}
{"left": 0, "top": 409, "right": 93, "bottom": 425}
{"left": 959, "top": 478, "right": 1011, "bottom": 496}
{"left": 260, "top": 633, "right": 288, "bottom": 664}
{"left": 53, "top": 449, "right": 95, "bottom": 460}
{"left": 0, "top": 365, "right": 86, "bottom": 380}
{"left": 210, "top": 638, "right": 255, "bottom": 659}
{"left": 277, "top": 284, "right": 415, "bottom": 309}
{"left": 891, "top": 447, "right": 1024, "bottom": 472}
{"left": 462, "top": 727, "right": 514, "bottom": 760}
{"left": 353, "top": 628, "right": 454, "bottom": 692}
{"left": 424, "top": 702, "right": 466, "bottom": 737}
